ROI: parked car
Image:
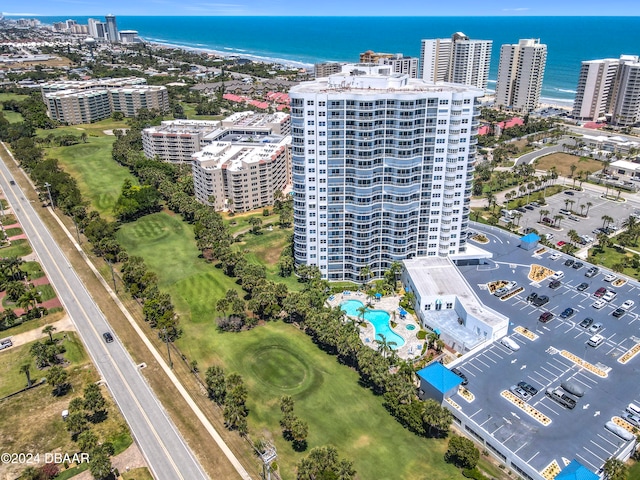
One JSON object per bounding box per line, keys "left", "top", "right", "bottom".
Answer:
{"left": 0, "top": 339, "right": 12, "bottom": 350}
{"left": 560, "top": 307, "right": 575, "bottom": 319}
{"left": 549, "top": 280, "right": 562, "bottom": 289}
{"left": 532, "top": 295, "right": 550, "bottom": 307}
{"left": 516, "top": 207, "right": 527, "bottom": 213}
{"left": 530, "top": 201, "right": 540, "bottom": 207}
{"left": 559, "top": 209, "right": 571, "bottom": 215}
{"left": 603, "top": 290, "right": 617, "bottom": 302}
{"left": 579, "top": 317, "right": 594, "bottom": 328}
{"left": 557, "top": 241, "right": 567, "bottom": 248}
{"left": 577, "top": 282, "right": 589, "bottom": 291}
{"left": 587, "top": 334, "right": 605, "bottom": 347}
{"left": 550, "top": 253, "right": 561, "bottom": 260}
{"left": 451, "top": 367, "right": 468, "bottom": 386}
{"left": 539, "top": 311, "right": 554, "bottom": 323}
{"left": 551, "top": 271, "right": 564, "bottom": 280}
{"left": 501, "top": 336, "right": 520, "bottom": 351}
{"left": 604, "top": 274, "right": 617, "bottom": 282}
{"left": 526, "top": 292, "right": 538, "bottom": 303}
{"left": 524, "top": 205, "right": 535, "bottom": 210}
{"left": 564, "top": 190, "right": 575, "bottom": 196}
{"left": 594, "top": 287, "right": 607, "bottom": 298}
{"left": 588, "top": 322, "right": 603, "bottom": 333}
{"left": 510, "top": 385, "right": 532, "bottom": 401}
{"left": 517, "top": 381, "right": 538, "bottom": 396}
{"left": 592, "top": 299, "right": 607, "bottom": 309}
{"left": 585, "top": 267, "right": 599, "bottom": 278}
{"left": 613, "top": 308, "right": 626, "bottom": 318}
{"left": 564, "top": 258, "right": 574, "bottom": 267}
{"left": 572, "top": 262, "right": 583, "bottom": 270}
{"left": 621, "top": 412, "right": 640, "bottom": 428}
{"left": 621, "top": 300, "right": 635, "bottom": 310}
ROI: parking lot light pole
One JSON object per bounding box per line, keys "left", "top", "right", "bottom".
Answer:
{"left": 44, "top": 182, "right": 54, "bottom": 209}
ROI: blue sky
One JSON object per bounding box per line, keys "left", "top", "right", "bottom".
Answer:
{"left": 2, "top": 0, "right": 639, "bottom": 17}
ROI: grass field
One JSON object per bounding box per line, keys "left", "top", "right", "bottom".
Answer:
{"left": 2, "top": 110, "right": 24, "bottom": 123}
{"left": 42, "top": 127, "right": 136, "bottom": 219}
{"left": 118, "top": 212, "right": 461, "bottom": 480}
{"left": 0, "top": 239, "right": 32, "bottom": 257}
{"left": 0, "top": 331, "right": 132, "bottom": 479}
{"left": 0, "top": 310, "right": 65, "bottom": 337}
{"left": 180, "top": 103, "right": 224, "bottom": 121}
{"left": 629, "top": 460, "right": 640, "bottom": 480}
{"left": 0, "top": 93, "right": 29, "bottom": 102}
{"left": 22, "top": 261, "right": 45, "bottom": 280}
{"left": 4, "top": 227, "right": 22, "bottom": 237}
{"left": 588, "top": 245, "right": 640, "bottom": 280}
{"left": 535, "top": 153, "right": 602, "bottom": 177}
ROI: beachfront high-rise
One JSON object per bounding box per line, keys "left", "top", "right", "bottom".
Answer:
{"left": 495, "top": 39, "right": 547, "bottom": 113}
{"left": 572, "top": 55, "right": 640, "bottom": 126}
{"left": 289, "top": 64, "right": 483, "bottom": 281}
{"left": 572, "top": 58, "right": 620, "bottom": 122}
{"left": 420, "top": 32, "right": 492, "bottom": 90}
{"left": 105, "top": 14, "right": 119, "bottom": 43}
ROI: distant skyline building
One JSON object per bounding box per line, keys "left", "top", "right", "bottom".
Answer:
{"left": 495, "top": 38, "right": 547, "bottom": 113}
{"left": 610, "top": 56, "right": 640, "bottom": 126}
{"left": 359, "top": 51, "right": 419, "bottom": 78}
{"left": 105, "top": 14, "right": 119, "bottom": 43}
{"left": 314, "top": 62, "right": 345, "bottom": 78}
{"left": 88, "top": 18, "right": 106, "bottom": 40}
{"left": 420, "top": 32, "right": 492, "bottom": 90}
{"left": 289, "top": 64, "right": 482, "bottom": 281}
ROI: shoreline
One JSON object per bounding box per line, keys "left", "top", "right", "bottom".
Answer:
{"left": 143, "top": 38, "right": 577, "bottom": 108}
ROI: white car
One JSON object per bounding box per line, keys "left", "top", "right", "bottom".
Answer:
{"left": 603, "top": 290, "right": 617, "bottom": 302}
{"left": 551, "top": 271, "right": 565, "bottom": 280}
{"left": 587, "top": 334, "right": 605, "bottom": 347}
{"left": 592, "top": 299, "right": 607, "bottom": 309}
{"left": 621, "top": 300, "right": 635, "bottom": 311}
{"left": 549, "top": 253, "right": 561, "bottom": 260}
{"left": 604, "top": 273, "right": 617, "bottom": 282}
{"left": 501, "top": 336, "right": 521, "bottom": 351}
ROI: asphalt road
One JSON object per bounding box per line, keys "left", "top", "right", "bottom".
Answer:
{"left": 0, "top": 153, "right": 209, "bottom": 480}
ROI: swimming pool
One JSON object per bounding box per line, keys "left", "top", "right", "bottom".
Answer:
{"left": 340, "top": 300, "right": 405, "bottom": 349}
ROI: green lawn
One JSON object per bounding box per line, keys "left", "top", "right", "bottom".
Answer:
{"left": 180, "top": 102, "right": 224, "bottom": 121}
{"left": 118, "top": 212, "right": 461, "bottom": 480}
{"left": 588, "top": 246, "right": 640, "bottom": 280}
{"left": 2, "top": 110, "right": 24, "bottom": 123}
{"left": 4, "top": 227, "right": 22, "bottom": 237}
{"left": 44, "top": 135, "right": 136, "bottom": 219}
{"left": 629, "top": 460, "right": 640, "bottom": 480}
{"left": 0, "top": 93, "right": 29, "bottom": 102}
{"left": 0, "top": 239, "right": 32, "bottom": 257}
{"left": 21, "top": 261, "right": 45, "bottom": 280}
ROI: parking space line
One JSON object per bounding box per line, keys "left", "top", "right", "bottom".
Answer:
{"left": 596, "top": 433, "right": 618, "bottom": 448}
{"left": 526, "top": 451, "right": 540, "bottom": 464}
{"left": 539, "top": 366, "right": 560, "bottom": 381}
{"left": 466, "top": 363, "right": 483, "bottom": 374}
{"left": 534, "top": 400, "right": 561, "bottom": 416}
{"left": 582, "top": 445, "right": 606, "bottom": 464}
{"left": 575, "top": 453, "right": 599, "bottom": 472}
{"left": 575, "top": 371, "right": 599, "bottom": 386}
{"left": 531, "top": 370, "right": 553, "bottom": 384}
{"left": 544, "top": 362, "right": 565, "bottom": 374}
{"left": 513, "top": 442, "right": 529, "bottom": 454}
{"left": 589, "top": 439, "right": 612, "bottom": 455}
{"left": 481, "top": 353, "right": 499, "bottom": 364}
{"left": 468, "top": 407, "right": 483, "bottom": 419}
{"left": 490, "top": 424, "right": 503, "bottom": 435}
{"left": 475, "top": 358, "right": 491, "bottom": 368}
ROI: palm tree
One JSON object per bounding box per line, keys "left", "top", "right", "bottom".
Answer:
{"left": 622, "top": 215, "right": 640, "bottom": 241}
{"left": 42, "top": 325, "right": 56, "bottom": 343}
{"left": 19, "top": 364, "right": 32, "bottom": 388}
{"left": 360, "top": 265, "right": 372, "bottom": 288}
{"left": 376, "top": 334, "right": 397, "bottom": 359}
{"left": 539, "top": 209, "right": 550, "bottom": 223}
{"left": 602, "top": 215, "right": 614, "bottom": 229}
{"left": 553, "top": 214, "right": 563, "bottom": 228}
{"left": 579, "top": 203, "right": 586, "bottom": 216}
{"left": 484, "top": 191, "right": 496, "bottom": 211}
{"left": 603, "top": 458, "right": 627, "bottom": 480}
{"left": 356, "top": 305, "right": 368, "bottom": 323}
{"left": 568, "top": 229, "right": 580, "bottom": 247}
{"left": 585, "top": 201, "right": 593, "bottom": 217}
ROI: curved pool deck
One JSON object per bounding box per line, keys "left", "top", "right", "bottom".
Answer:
{"left": 328, "top": 292, "right": 423, "bottom": 360}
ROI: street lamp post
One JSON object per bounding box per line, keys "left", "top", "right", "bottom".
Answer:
{"left": 163, "top": 327, "right": 173, "bottom": 369}
{"left": 44, "top": 182, "right": 54, "bottom": 209}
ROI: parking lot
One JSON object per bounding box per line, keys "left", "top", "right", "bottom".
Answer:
{"left": 451, "top": 224, "right": 640, "bottom": 476}
{"left": 503, "top": 188, "right": 640, "bottom": 247}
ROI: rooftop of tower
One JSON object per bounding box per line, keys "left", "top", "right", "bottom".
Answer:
{"left": 291, "top": 64, "right": 484, "bottom": 96}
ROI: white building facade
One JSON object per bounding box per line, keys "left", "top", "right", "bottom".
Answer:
{"left": 420, "top": 32, "right": 492, "bottom": 90}
{"left": 495, "top": 39, "right": 547, "bottom": 113}
{"left": 289, "top": 64, "right": 482, "bottom": 281}
{"left": 572, "top": 58, "right": 620, "bottom": 121}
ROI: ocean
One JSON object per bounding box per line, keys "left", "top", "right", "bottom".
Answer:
{"left": 27, "top": 16, "right": 640, "bottom": 104}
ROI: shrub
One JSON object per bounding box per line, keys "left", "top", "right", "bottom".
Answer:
{"left": 462, "top": 467, "right": 489, "bottom": 480}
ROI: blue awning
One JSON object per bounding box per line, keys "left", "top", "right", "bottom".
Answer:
{"left": 375, "top": 293, "right": 382, "bottom": 298}
{"left": 434, "top": 329, "right": 441, "bottom": 336}
{"left": 399, "top": 308, "right": 407, "bottom": 316}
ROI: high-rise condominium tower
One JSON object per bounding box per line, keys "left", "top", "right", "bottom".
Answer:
{"left": 289, "top": 64, "right": 482, "bottom": 281}
{"left": 105, "top": 14, "right": 119, "bottom": 43}
{"left": 495, "top": 39, "right": 547, "bottom": 113}
{"left": 420, "top": 32, "right": 492, "bottom": 90}
{"left": 572, "top": 58, "right": 620, "bottom": 122}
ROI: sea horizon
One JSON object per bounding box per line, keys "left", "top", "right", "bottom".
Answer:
{"left": 19, "top": 16, "right": 640, "bottom": 106}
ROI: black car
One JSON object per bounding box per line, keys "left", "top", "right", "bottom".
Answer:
{"left": 517, "top": 381, "right": 539, "bottom": 396}
{"left": 572, "top": 262, "right": 584, "bottom": 270}
{"left": 564, "top": 190, "right": 575, "bottom": 195}
{"left": 560, "top": 307, "right": 575, "bottom": 319}
{"left": 564, "top": 259, "right": 575, "bottom": 267}
{"left": 539, "top": 311, "right": 554, "bottom": 323}
{"left": 549, "top": 280, "right": 562, "bottom": 289}
{"left": 9, "top": 180, "right": 15, "bottom": 185}
{"left": 516, "top": 207, "right": 527, "bottom": 213}
{"left": 451, "top": 367, "right": 468, "bottom": 386}
{"left": 103, "top": 332, "right": 114, "bottom": 343}
{"left": 532, "top": 294, "right": 550, "bottom": 307}
{"left": 524, "top": 205, "right": 535, "bottom": 210}
{"left": 613, "top": 308, "right": 625, "bottom": 318}
{"left": 526, "top": 292, "right": 538, "bottom": 303}
{"left": 577, "top": 282, "right": 589, "bottom": 291}
{"left": 579, "top": 317, "right": 594, "bottom": 328}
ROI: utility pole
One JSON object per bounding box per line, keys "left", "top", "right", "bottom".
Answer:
{"left": 163, "top": 326, "right": 173, "bottom": 369}
{"left": 44, "top": 182, "right": 54, "bottom": 209}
